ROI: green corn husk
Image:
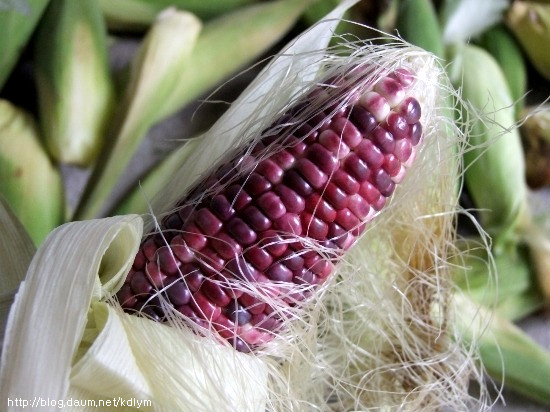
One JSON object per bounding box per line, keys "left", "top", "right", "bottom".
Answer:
{"left": 34, "top": 0, "right": 113, "bottom": 165}
{"left": 448, "top": 44, "right": 527, "bottom": 241}
{"left": 99, "top": 0, "right": 258, "bottom": 31}
{"left": 0, "top": 100, "right": 63, "bottom": 246}
{"left": 75, "top": 0, "right": 312, "bottom": 220}
{"left": 113, "top": 137, "right": 201, "bottom": 215}
{"left": 0, "top": 0, "right": 50, "bottom": 90}
{"left": 396, "top": 0, "right": 444, "bottom": 58}
{"left": 456, "top": 295, "right": 550, "bottom": 405}
{"left": 507, "top": 1, "right": 550, "bottom": 80}
{"left": 477, "top": 24, "right": 527, "bottom": 116}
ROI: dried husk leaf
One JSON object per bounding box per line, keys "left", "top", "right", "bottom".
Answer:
{"left": 0, "top": 216, "right": 143, "bottom": 410}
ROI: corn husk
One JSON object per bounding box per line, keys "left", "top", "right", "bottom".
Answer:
{"left": 448, "top": 44, "right": 527, "bottom": 239}
{"left": 73, "top": 8, "right": 202, "bottom": 220}
{"left": 1, "top": 2, "right": 487, "bottom": 410}
{"left": 0, "top": 197, "right": 35, "bottom": 350}
{"left": 34, "top": 0, "right": 113, "bottom": 165}
{"left": 0, "top": 0, "right": 50, "bottom": 89}
{"left": 99, "top": 0, "right": 257, "bottom": 31}
{"left": 455, "top": 294, "right": 550, "bottom": 405}
{"left": 507, "top": 1, "right": 550, "bottom": 80}
{"left": 0, "top": 100, "right": 64, "bottom": 246}
{"left": 396, "top": 0, "right": 444, "bottom": 58}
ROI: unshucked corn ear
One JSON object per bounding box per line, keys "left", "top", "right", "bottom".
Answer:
{"left": 396, "top": 0, "right": 444, "bottom": 58}
{"left": 507, "top": 1, "right": 550, "bottom": 80}
{"left": 35, "top": 0, "right": 113, "bottom": 165}
{"left": 99, "top": 0, "right": 257, "bottom": 31}
{"left": 0, "top": 0, "right": 50, "bottom": 89}
{"left": 0, "top": 100, "right": 63, "bottom": 246}
{"left": 477, "top": 24, "right": 527, "bottom": 116}
{"left": 448, "top": 44, "right": 527, "bottom": 238}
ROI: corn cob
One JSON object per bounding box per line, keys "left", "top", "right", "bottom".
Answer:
{"left": 117, "top": 64, "right": 424, "bottom": 352}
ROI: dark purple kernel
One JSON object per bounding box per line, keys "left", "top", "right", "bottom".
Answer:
{"left": 245, "top": 246, "right": 273, "bottom": 271}
{"left": 294, "top": 123, "right": 314, "bottom": 138}
{"left": 356, "top": 139, "right": 384, "bottom": 169}
{"left": 335, "top": 208, "right": 360, "bottom": 231}
{"left": 372, "top": 127, "right": 395, "bottom": 154}
{"left": 257, "top": 191, "right": 286, "bottom": 220}
{"left": 386, "top": 112, "right": 409, "bottom": 140}
{"left": 350, "top": 105, "right": 377, "bottom": 134}
{"left": 210, "top": 232, "right": 242, "bottom": 260}
{"left": 233, "top": 338, "right": 251, "bottom": 353}
{"left": 226, "top": 257, "right": 258, "bottom": 281}
{"left": 164, "top": 213, "right": 183, "bottom": 231}
{"left": 195, "top": 208, "right": 223, "bottom": 236}
{"left": 226, "top": 218, "right": 257, "bottom": 245}
{"left": 383, "top": 154, "right": 401, "bottom": 177}
{"left": 348, "top": 194, "right": 371, "bottom": 220}
{"left": 280, "top": 250, "right": 304, "bottom": 271}
{"left": 130, "top": 271, "right": 153, "bottom": 296}
{"left": 302, "top": 212, "right": 329, "bottom": 240}
{"left": 165, "top": 278, "right": 191, "bottom": 306}
{"left": 181, "top": 224, "right": 207, "bottom": 250}
{"left": 296, "top": 158, "right": 328, "bottom": 189}
{"left": 332, "top": 118, "right": 362, "bottom": 148}
{"left": 198, "top": 247, "right": 225, "bottom": 273}
{"left": 243, "top": 205, "right": 272, "bottom": 232}
{"left": 259, "top": 230, "right": 288, "bottom": 257}
{"left": 202, "top": 278, "right": 231, "bottom": 307}
{"left": 226, "top": 185, "right": 252, "bottom": 210}
{"left": 177, "top": 205, "right": 194, "bottom": 224}
{"left": 117, "top": 284, "right": 137, "bottom": 308}
{"left": 359, "top": 181, "right": 381, "bottom": 204}
{"left": 283, "top": 169, "right": 314, "bottom": 197}
{"left": 257, "top": 159, "right": 284, "bottom": 184}
{"left": 170, "top": 235, "right": 194, "bottom": 263}
{"left": 274, "top": 213, "right": 302, "bottom": 235}
{"left": 211, "top": 195, "right": 235, "bottom": 221}
{"left": 142, "top": 238, "right": 158, "bottom": 261}
{"left": 145, "top": 261, "right": 167, "bottom": 287}
{"left": 226, "top": 301, "right": 252, "bottom": 325}
{"left": 244, "top": 173, "right": 272, "bottom": 196}
{"left": 156, "top": 247, "right": 180, "bottom": 275}
{"left": 306, "top": 143, "right": 339, "bottom": 174}
{"left": 324, "top": 183, "right": 349, "bottom": 210}
{"left": 374, "top": 169, "right": 395, "bottom": 197}
{"left": 239, "top": 293, "right": 266, "bottom": 315}
{"left": 182, "top": 264, "right": 205, "bottom": 291}
{"left": 293, "top": 268, "right": 316, "bottom": 285}
{"left": 274, "top": 185, "right": 305, "bottom": 214}
{"left": 271, "top": 149, "right": 295, "bottom": 170}
{"left": 306, "top": 193, "right": 337, "bottom": 222}
{"left": 132, "top": 249, "right": 146, "bottom": 270}
{"left": 266, "top": 263, "right": 293, "bottom": 282}
{"left": 140, "top": 306, "right": 161, "bottom": 322}
{"left": 288, "top": 137, "right": 308, "bottom": 156}
{"left": 190, "top": 291, "right": 221, "bottom": 320}
{"left": 394, "top": 139, "right": 413, "bottom": 162}
{"left": 250, "top": 313, "right": 279, "bottom": 331}
{"left": 345, "top": 153, "right": 371, "bottom": 182}
{"left": 410, "top": 122, "right": 422, "bottom": 145}
{"left": 330, "top": 169, "right": 359, "bottom": 195}
{"left": 400, "top": 96, "right": 421, "bottom": 123}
